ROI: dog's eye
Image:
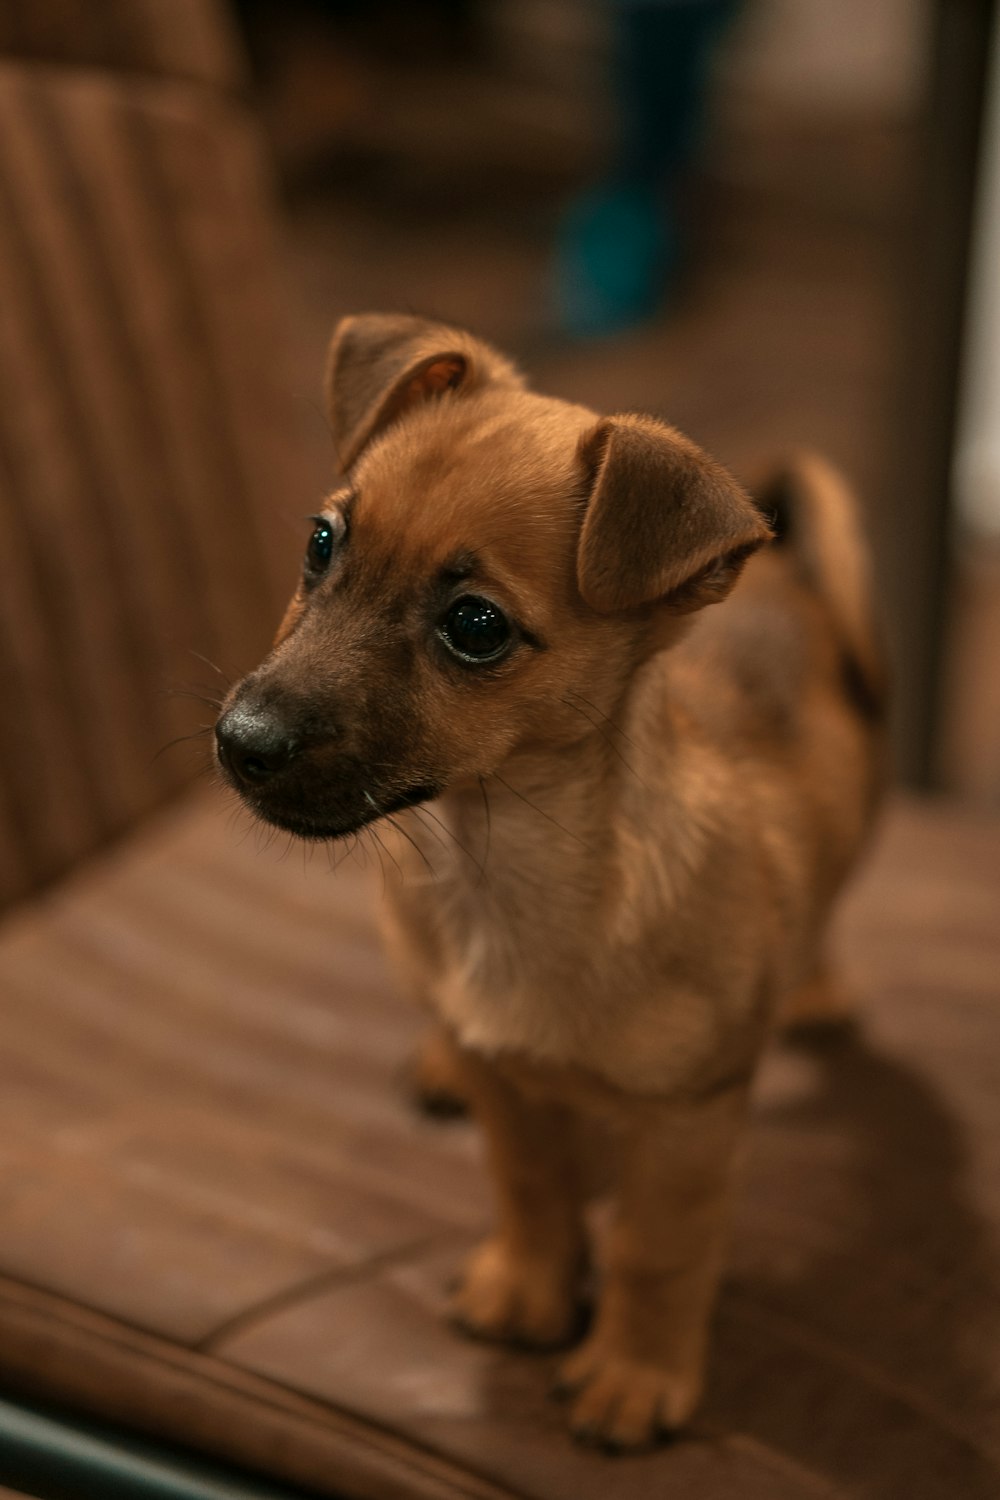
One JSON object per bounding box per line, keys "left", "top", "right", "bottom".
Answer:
{"left": 305, "top": 518, "right": 335, "bottom": 575}
{"left": 439, "top": 596, "right": 511, "bottom": 663}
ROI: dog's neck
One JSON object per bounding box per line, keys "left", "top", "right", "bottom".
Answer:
{"left": 386, "top": 682, "right": 716, "bottom": 1072}
{"left": 402, "top": 669, "right": 691, "bottom": 931}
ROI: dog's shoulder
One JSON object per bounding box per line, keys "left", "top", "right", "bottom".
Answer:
{"left": 659, "top": 547, "right": 850, "bottom": 751}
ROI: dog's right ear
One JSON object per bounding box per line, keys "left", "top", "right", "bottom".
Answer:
{"left": 576, "top": 414, "right": 772, "bottom": 614}
{"left": 324, "top": 313, "right": 522, "bottom": 470}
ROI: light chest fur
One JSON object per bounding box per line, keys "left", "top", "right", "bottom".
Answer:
{"left": 381, "top": 719, "right": 783, "bottom": 1096}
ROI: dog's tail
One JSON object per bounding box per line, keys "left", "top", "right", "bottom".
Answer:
{"left": 758, "top": 452, "right": 888, "bottom": 721}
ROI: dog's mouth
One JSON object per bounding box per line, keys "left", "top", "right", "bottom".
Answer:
{"left": 214, "top": 694, "right": 441, "bottom": 841}
{"left": 235, "top": 781, "right": 441, "bottom": 842}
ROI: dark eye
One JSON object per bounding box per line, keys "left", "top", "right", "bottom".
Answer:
{"left": 439, "top": 595, "right": 512, "bottom": 663}
{"left": 305, "top": 518, "right": 334, "bottom": 576}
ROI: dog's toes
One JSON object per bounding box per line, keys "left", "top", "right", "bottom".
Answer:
{"left": 559, "top": 1342, "right": 699, "bottom": 1452}
{"left": 602, "top": 1369, "right": 677, "bottom": 1451}
{"left": 413, "top": 1082, "right": 469, "bottom": 1120}
{"left": 780, "top": 968, "right": 857, "bottom": 1040}
{"left": 450, "top": 1237, "right": 578, "bottom": 1350}
{"left": 553, "top": 1336, "right": 601, "bottom": 1396}
{"left": 404, "top": 1030, "right": 470, "bottom": 1120}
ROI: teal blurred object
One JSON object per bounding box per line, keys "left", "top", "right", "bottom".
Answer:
{"left": 553, "top": 181, "right": 677, "bottom": 336}
{"left": 553, "top": 0, "right": 741, "bottom": 337}
{"left": 0, "top": 1397, "right": 310, "bottom": 1500}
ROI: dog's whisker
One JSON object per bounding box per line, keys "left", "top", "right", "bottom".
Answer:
{"left": 361, "top": 792, "right": 399, "bottom": 888}
{"left": 327, "top": 829, "right": 356, "bottom": 876}
{"left": 359, "top": 827, "right": 386, "bottom": 895}
{"left": 374, "top": 837, "right": 390, "bottom": 897}
{"left": 258, "top": 819, "right": 282, "bottom": 857}
{"left": 403, "top": 806, "right": 450, "bottom": 853}
{"left": 334, "top": 832, "right": 353, "bottom": 872}
{"left": 226, "top": 801, "right": 266, "bottom": 852}
{"left": 560, "top": 695, "right": 648, "bottom": 789}
{"left": 407, "top": 809, "right": 464, "bottom": 879}
{"left": 342, "top": 833, "right": 363, "bottom": 874}
{"left": 477, "top": 776, "right": 493, "bottom": 885}
{"left": 165, "top": 684, "right": 226, "bottom": 712}
{"left": 410, "top": 802, "right": 490, "bottom": 887}
{"left": 490, "top": 771, "right": 592, "bottom": 851}
{"left": 383, "top": 811, "right": 437, "bottom": 878}
{"left": 187, "top": 649, "right": 232, "bottom": 686}
{"left": 152, "top": 726, "right": 213, "bottom": 763}
{"left": 351, "top": 831, "right": 369, "bottom": 873}
{"left": 361, "top": 790, "right": 455, "bottom": 881}
{"left": 565, "top": 688, "right": 640, "bottom": 751}
{"left": 367, "top": 816, "right": 403, "bottom": 887}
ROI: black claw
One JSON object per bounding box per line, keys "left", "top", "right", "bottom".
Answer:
{"left": 570, "top": 1424, "right": 598, "bottom": 1447}
{"left": 413, "top": 1086, "right": 470, "bottom": 1120}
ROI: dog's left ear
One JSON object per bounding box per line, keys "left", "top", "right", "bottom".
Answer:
{"left": 324, "top": 312, "right": 522, "bottom": 469}
{"left": 576, "top": 414, "right": 772, "bottom": 614}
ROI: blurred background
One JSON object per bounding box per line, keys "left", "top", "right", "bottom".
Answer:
{"left": 235, "top": 0, "right": 998, "bottom": 799}
{"left": 3, "top": 0, "right": 997, "bottom": 842}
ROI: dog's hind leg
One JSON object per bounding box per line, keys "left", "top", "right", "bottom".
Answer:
{"left": 780, "top": 963, "right": 856, "bottom": 1034}
{"left": 407, "top": 1025, "right": 471, "bottom": 1118}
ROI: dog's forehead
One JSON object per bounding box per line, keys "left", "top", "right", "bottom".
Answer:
{"left": 349, "top": 391, "right": 595, "bottom": 575}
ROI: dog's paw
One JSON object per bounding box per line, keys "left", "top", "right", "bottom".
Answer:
{"left": 405, "top": 1029, "right": 470, "bottom": 1119}
{"left": 450, "top": 1236, "right": 580, "bottom": 1350}
{"left": 780, "top": 968, "right": 856, "bottom": 1039}
{"left": 555, "top": 1337, "right": 701, "bottom": 1451}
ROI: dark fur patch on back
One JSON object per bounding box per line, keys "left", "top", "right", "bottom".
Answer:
{"left": 753, "top": 472, "right": 794, "bottom": 546}
{"left": 752, "top": 468, "right": 885, "bottom": 726}
{"left": 840, "top": 649, "right": 887, "bottom": 724}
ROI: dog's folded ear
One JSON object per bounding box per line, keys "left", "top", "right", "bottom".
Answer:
{"left": 576, "top": 414, "right": 773, "bottom": 614}
{"left": 325, "top": 313, "right": 523, "bottom": 470}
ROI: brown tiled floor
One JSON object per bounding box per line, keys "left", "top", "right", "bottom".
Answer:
{"left": 1, "top": 785, "right": 998, "bottom": 1498}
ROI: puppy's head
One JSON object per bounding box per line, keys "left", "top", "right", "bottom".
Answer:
{"left": 215, "top": 314, "right": 770, "bottom": 838}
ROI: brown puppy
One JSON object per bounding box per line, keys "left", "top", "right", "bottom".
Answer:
{"left": 216, "top": 313, "right": 886, "bottom": 1451}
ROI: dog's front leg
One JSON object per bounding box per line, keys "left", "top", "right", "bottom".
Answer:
{"left": 451, "top": 1045, "right": 587, "bottom": 1350}
{"left": 558, "top": 1081, "right": 749, "bottom": 1450}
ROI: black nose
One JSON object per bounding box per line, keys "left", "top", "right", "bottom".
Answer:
{"left": 215, "top": 704, "right": 299, "bottom": 785}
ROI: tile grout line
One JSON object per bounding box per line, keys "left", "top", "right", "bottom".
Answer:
{"left": 197, "top": 1229, "right": 457, "bottom": 1355}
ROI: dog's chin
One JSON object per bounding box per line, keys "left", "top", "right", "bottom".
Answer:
{"left": 231, "top": 782, "right": 441, "bottom": 843}
{"left": 245, "top": 807, "right": 358, "bottom": 842}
